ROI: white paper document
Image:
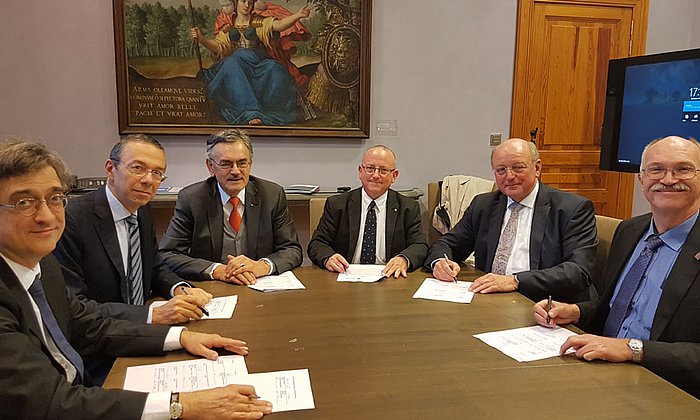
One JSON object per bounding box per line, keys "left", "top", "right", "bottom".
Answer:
{"left": 151, "top": 295, "right": 238, "bottom": 319}
{"left": 237, "top": 369, "right": 315, "bottom": 413}
{"left": 337, "top": 264, "right": 385, "bottom": 282}
{"left": 412, "top": 278, "right": 475, "bottom": 303}
{"left": 123, "top": 355, "right": 249, "bottom": 392}
{"left": 248, "top": 271, "right": 306, "bottom": 292}
{"left": 473, "top": 325, "right": 578, "bottom": 362}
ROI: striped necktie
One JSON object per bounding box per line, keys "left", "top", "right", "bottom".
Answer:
{"left": 125, "top": 215, "right": 144, "bottom": 305}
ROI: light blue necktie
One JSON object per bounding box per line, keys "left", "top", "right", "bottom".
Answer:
{"left": 28, "top": 275, "right": 84, "bottom": 383}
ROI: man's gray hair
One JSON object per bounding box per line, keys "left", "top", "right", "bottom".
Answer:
{"left": 640, "top": 136, "right": 700, "bottom": 169}
{"left": 206, "top": 129, "right": 253, "bottom": 159}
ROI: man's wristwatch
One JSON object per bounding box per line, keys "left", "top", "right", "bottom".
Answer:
{"left": 628, "top": 338, "right": 644, "bottom": 363}
{"left": 169, "top": 392, "right": 183, "bottom": 419}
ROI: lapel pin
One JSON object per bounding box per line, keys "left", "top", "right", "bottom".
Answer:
{"left": 694, "top": 252, "right": 700, "bottom": 261}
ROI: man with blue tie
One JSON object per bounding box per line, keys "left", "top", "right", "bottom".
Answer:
{"left": 535, "top": 136, "right": 700, "bottom": 398}
{"left": 0, "top": 139, "right": 272, "bottom": 419}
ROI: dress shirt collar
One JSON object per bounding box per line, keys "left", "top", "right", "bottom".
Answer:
{"left": 106, "top": 185, "right": 136, "bottom": 221}
{"left": 361, "top": 188, "right": 387, "bottom": 211}
{"left": 506, "top": 181, "right": 539, "bottom": 209}
{"left": 0, "top": 253, "right": 40, "bottom": 291}
{"left": 218, "top": 183, "right": 246, "bottom": 207}
{"left": 649, "top": 210, "right": 699, "bottom": 252}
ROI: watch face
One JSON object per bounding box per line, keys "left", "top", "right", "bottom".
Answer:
{"left": 170, "top": 402, "right": 183, "bottom": 419}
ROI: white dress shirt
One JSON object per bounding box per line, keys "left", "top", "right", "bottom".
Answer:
{"left": 502, "top": 181, "right": 539, "bottom": 275}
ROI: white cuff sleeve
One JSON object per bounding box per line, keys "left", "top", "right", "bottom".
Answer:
{"left": 141, "top": 391, "right": 171, "bottom": 420}
{"left": 164, "top": 326, "right": 186, "bottom": 351}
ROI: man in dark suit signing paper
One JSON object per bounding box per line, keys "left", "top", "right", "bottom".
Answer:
{"left": 426, "top": 138, "right": 598, "bottom": 302}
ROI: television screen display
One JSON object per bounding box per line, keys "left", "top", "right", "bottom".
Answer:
{"left": 600, "top": 48, "right": 700, "bottom": 173}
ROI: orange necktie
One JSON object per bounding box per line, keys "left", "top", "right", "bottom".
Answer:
{"left": 228, "top": 197, "right": 242, "bottom": 233}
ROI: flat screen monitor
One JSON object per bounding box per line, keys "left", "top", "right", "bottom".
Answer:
{"left": 600, "top": 48, "right": 700, "bottom": 173}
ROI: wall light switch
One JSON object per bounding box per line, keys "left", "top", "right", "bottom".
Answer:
{"left": 490, "top": 133, "right": 502, "bottom": 146}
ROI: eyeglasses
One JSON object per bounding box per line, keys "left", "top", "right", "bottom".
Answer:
{"left": 209, "top": 158, "right": 251, "bottom": 170}
{"left": 641, "top": 165, "right": 700, "bottom": 180}
{"left": 114, "top": 160, "right": 167, "bottom": 182}
{"left": 0, "top": 193, "right": 68, "bottom": 216}
{"left": 493, "top": 164, "right": 529, "bottom": 176}
{"left": 360, "top": 165, "right": 395, "bottom": 176}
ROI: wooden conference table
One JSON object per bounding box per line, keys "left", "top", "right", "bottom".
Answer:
{"left": 104, "top": 267, "right": 700, "bottom": 419}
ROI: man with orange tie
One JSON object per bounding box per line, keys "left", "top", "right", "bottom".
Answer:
{"left": 160, "top": 129, "right": 302, "bottom": 284}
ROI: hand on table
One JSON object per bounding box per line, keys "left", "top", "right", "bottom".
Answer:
{"left": 324, "top": 253, "right": 349, "bottom": 273}
{"left": 382, "top": 255, "right": 409, "bottom": 278}
{"left": 181, "top": 384, "right": 272, "bottom": 420}
{"left": 469, "top": 273, "right": 518, "bottom": 294}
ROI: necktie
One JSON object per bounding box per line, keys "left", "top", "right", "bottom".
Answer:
{"left": 28, "top": 275, "right": 84, "bottom": 383}
{"left": 228, "top": 197, "right": 242, "bottom": 233}
{"left": 360, "top": 201, "right": 377, "bottom": 264}
{"left": 492, "top": 202, "right": 523, "bottom": 275}
{"left": 602, "top": 235, "right": 664, "bottom": 337}
{"left": 125, "top": 215, "right": 143, "bottom": 305}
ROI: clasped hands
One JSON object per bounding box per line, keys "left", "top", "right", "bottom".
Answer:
{"left": 324, "top": 253, "right": 410, "bottom": 278}
{"left": 212, "top": 255, "right": 270, "bottom": 285}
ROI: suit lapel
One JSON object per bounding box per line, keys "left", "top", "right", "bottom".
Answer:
{"left": 347, "top": 190, "right": 362, "bottom": 259}
{"left": 529, "top": 186, "right": 550, "bottom": 269}
{"left": 137, "top": 206, "right": 153, "bottom": 300}
{"left": 246, "top": 179, "right": 262, "bottom": 257}
{"left": 94, "top": 189, "right": 129, "bottom": 302}
{"left": 385, "top": 190, "right": 399, "bottom": 260}
{"left": 207, "top": 180, "right": 224, "bottom": 258}
{"left": 0, "top": 258, "right": 44, "bottom": 345}
{"left": 650, "top": 216, "right": 700, "bottom": 340}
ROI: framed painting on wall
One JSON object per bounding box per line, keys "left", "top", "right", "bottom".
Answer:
{"left": 113, "top": 0, "right": 371, "bottom": 138}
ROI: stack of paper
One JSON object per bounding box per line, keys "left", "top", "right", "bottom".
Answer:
{"left": 473, "top": 325, "right": 577, "bottom": 362}
{"left": 123, "top": 356, "right": 315, "bottom": 413}
{"left": 412, "top": 278, "right": 474, "bottom": 303}
{"left": 249, "top": 271, "right": 306, "bottom": 292}
{"left": 337, "top": 264, "right": 385, "bottom": 282}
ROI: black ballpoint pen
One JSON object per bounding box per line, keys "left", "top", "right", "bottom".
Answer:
{"left": 181, "top": 286, "right": 209, "bottom": 316}
{"left": 546, "top": 295, "right": 552, "bottom": 324}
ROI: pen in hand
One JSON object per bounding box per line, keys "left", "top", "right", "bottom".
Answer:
{"left": 546, "top": 294, "right": 552, "bottom": 324}
{"left": 443, "top": 253, "right": 457, "bottom": 284}
{"left": 181, "top": 286, "right": 209, "bottom": 316}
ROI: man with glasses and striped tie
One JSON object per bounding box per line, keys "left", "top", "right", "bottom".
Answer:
{"left": 534, "top": 136, "right": 700, "bottom": 399}
{"left": 426, "top": 138, "right": 598, "bottom": 303}
{"left": 0, "top": 139, "right": 271, "bottom": 419}
{"left": 53, "top": 135, "right": 213, "bottom": 383}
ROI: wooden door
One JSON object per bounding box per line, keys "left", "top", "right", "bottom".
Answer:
{"left": 511, "top": 0, "right": 649, "bottom": 218}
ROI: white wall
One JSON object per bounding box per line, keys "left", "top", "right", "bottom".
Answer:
{"left": 1, "top": 0, "right": 698, "bottom": 219}
{"left": 634, "top": 0, "right": 700, "bottom": 215}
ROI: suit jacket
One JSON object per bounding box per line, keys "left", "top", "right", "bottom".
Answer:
{"left": 0, "top": 255, "right": 170, "bottom": 420}
{"left": 53, "top": 187, "right": 183, "bottom": 323}
{"left": 307, "top": 188, "right": 428, "bottom": 270}
{"left": 577, "top": 213, "right": 700, "bottom": 398}
{"left": 425, "top": 183, "right": 597, "bottom": 302}
{"left": 159, "top": 176, "right": 303, "bottom": 278}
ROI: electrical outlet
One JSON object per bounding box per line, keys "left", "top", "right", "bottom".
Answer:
{"left": 490, "top": 133, "right": 502, "bottom": 146}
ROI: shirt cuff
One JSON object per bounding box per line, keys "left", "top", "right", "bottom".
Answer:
{"left": 146, "top": 303, "right": 155, "bottom": 324}
{"left": 164, "top": 326, "right": 186, "bottom": 351}
{"left": 169, "top": 281, "right": 191, "bottom": 297}
{"left": 261, "top": 258, "right": 275, "bottom": 275}
{"left": 141, "top": 391, "right": 170, "bottom": 420}
{"left": 206, "top": 263, "right": 222, "bottom": 279}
